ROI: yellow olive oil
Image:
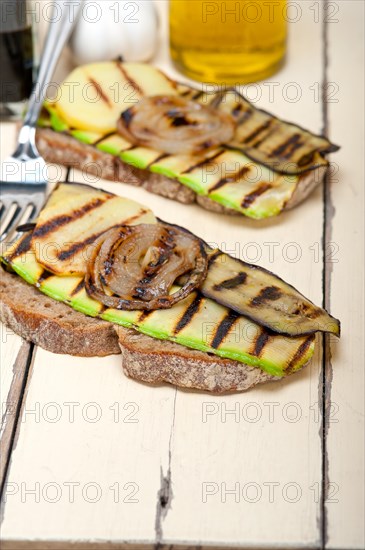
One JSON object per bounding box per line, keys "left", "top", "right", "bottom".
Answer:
{"left": 169, "top": 0, "right": 287, "bottom": 84}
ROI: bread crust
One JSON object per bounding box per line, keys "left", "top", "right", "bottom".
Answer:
{"left": 117, "top": 328, "right": 276, "bottom": 393}
{"left": 36, "top": 128, "right": 325, "bottom": 215}
{"left": 0, "top": 268, "right": 277, "bottom": 392}
{"left": 0, "top": 268, "right": 120, "bottom": 357}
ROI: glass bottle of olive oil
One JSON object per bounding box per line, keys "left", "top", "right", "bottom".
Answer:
{"left": 169, "top": 0, "right": 287, "bottom": 84}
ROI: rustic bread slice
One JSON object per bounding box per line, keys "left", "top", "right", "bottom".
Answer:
{"left": 0, "top": 268, "right": 276, "bottom": 392}
{"left": 116, "top": 328, "right": 276, "bottom": 393}
{"left": 36, "top": 128, "right": 326, "bottom": 216}
{"left": 0, "top": 268, "right": 120, "bottom": 357}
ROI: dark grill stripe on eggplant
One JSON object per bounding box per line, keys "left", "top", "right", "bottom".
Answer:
{"left": 33, "top": 197, "right": 111, "bottom": 238}
{"left": 211, "top": 311, "right": 239, "bottom": 349}
{"left": 268, "top": 134, "right": 302, "bottom": 159}
{"left": 173, "top": 295, "right": 203, "bottom": 334}
{"left": 237, "top": 109, "right": 254, "bottom": 125}
{"left": 242, "top": 120, "right": 273, "bottom": 144}
{"left": 251, "top": 286, "right": 283, "bottom": 306}
{"left": 207, "top": 250, "right": 224, "bottom": 266}
{"left": 198, "top": 243, "right": 340, "bottom": 336}
{"left": 212, "top": 272, "right": 247, "bottom": 291}
{"left": 241, "top": 183, "right": 272, "bottom": 209}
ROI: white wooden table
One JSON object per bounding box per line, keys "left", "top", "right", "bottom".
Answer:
{"left": 0, "top": 2, "right": 364, "bottom": 549}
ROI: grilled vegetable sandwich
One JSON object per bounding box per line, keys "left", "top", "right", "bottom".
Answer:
{"left": 36, "top": 61, "right": 339, "bottom": 220}
{"left": 0, "top": 183, "right": 340, "bottom": 393}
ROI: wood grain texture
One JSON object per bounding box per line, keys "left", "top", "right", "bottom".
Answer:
{"left": 1, "top": 4, "right": 325, "bottom": 548}
{"left": 0, "top": 123, "right": 33, "bottom": 492}
{"left": 0, "top": 340, "right": 32, "bottom": 490}
{"left": 323, "top": 2, "right": 365, "bottom": 548}
{"left": 0, "top": 1, "right": 363, "bottom": 549}
{"left": 159, "top": 4, "right": 325, "bottom": 546}
{"left": 0, "top": 349, "right": 175, "bottom": 544}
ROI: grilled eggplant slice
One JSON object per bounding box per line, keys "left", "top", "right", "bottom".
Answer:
{"left": 201, "top": 248, "right": 340, "bottom": 336}
{"left": 164, "top": 221, "right": 340, "bottom": 337}
{"left": 180, "top": 87, "right": 340, "bottom": 175}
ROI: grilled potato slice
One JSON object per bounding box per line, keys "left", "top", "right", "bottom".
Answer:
{"left": 31, "top": 183, "right": 156, "bottom": 276}
{"left": 54, "top": 62, "right": 178, "bottom": 133}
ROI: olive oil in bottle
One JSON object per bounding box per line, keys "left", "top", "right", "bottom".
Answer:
{"left": 169, "top": 0, "right": 287, "bottom": 84}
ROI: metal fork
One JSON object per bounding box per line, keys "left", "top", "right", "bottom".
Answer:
{"left": 0, "top": 0, "right": 82, "bottom": 244}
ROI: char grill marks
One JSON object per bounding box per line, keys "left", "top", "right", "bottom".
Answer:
{"left": 285, "top": 335, "right": 315, "bottom": 374}
{"left": 241, "top": 183, "right": 272, "bottom": 209}
{"left": 70, "top": 279, "right": 85, "bottom": 296}
{"left": 57, "top": 213, "right": 147, "bottom": 263}
{"left": 208, "top": 165, "right": 250, "bottom": 193}
{"left": 174, "top": 295, "right": 202, "bottom": 334}
{"left": 33, "top": 196, "right": 111, "bottom": 238}
{"left": 199, "top": 247, "right": 340, "bottom": 336}
{"left": 115, "top": 61, "right": 144, "bottom": 96}
{"left": 88, "top": 77, "right": 112, "bottom": 107}
{"left": 182, "top": 150, "right": 225, "bottom": 174}
{"left": 252, "top": 330, "right": 271, "bottom": 357}
{"left": 212, "top": 272, "right": 247, "bottom": 291}
{"left": 269, "top": 133, "right": 303, "bottom": 159}
{"left": 211, "top": 311, "right": 239, "bottom": 349}
{"left": 5, "top": 231, "right": 33, "bottom": 261}
{"left": 250, "top": 286, "right": 282, "bottom": 307}
{"left": 85, "top": 222, "right": 208, "bottom": 311}
{"left": 241, "top": 119, "right": 273, "bottom": 145}
{"left": 117, "top": 96, "right": 235, "bottom": 156}
{"left": 200, "top": 87, "right": 339, "bottom": 173}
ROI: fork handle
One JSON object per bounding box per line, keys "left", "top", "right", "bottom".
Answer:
{"left": 17, "top": 0, "right": 83, "bottom": 155}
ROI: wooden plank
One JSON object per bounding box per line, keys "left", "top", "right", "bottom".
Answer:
{"left": 160, "top": 3, "right": 326, "bottom": 547}
{"left": 0, "top": 112, "right": 67, "bottom": 493}
{"left": 0, "top": 348, "right": 175, "bottom": 545}
{"left": 324, "top": 2, "right": 365, "bottom": 549}
{"left": 0, "top": 3, "right": 331, "bottom": 548}
{"left": 0, "top": 122, "right": 33, "bottom": 490}
{"left": 0, "top": 341, "right": 32, "bottom": 490}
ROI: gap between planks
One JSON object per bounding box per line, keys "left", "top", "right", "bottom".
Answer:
{"left": 0, "top": 342, "right": 34, "bottom": 498}
{"left": 319, "top": 2, "right": 335, "bottom": 549}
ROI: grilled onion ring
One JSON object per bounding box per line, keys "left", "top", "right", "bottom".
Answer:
{"left": 117, "top": 95, "right": 235, "bottom": 155}
{"left": 85, "top": 223, "right": 207, "bottom": 310}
